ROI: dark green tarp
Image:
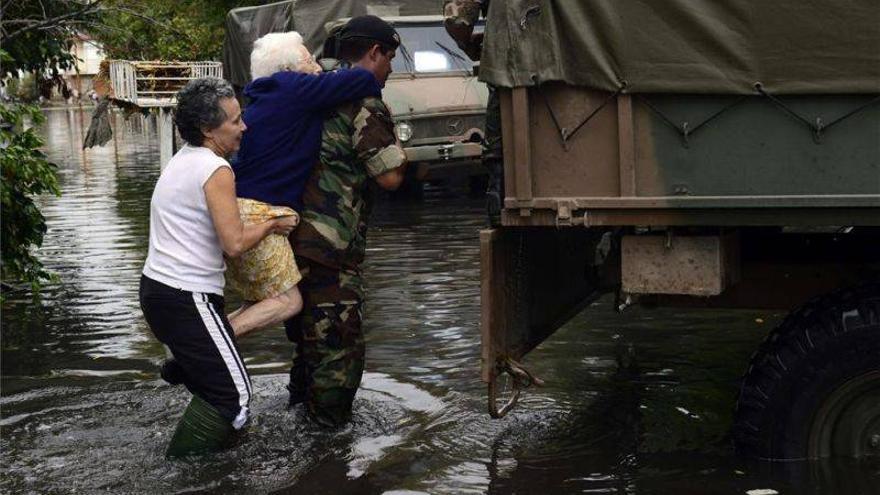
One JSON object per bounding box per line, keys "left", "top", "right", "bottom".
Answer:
{"left": 223, "top": 0, "right": 444, "bottom": 87}
{"left": 481, "top": 0, "right": 880, "bottom": 94}
{"left": 223, "top": 1, "right": 294, "bottom": 88}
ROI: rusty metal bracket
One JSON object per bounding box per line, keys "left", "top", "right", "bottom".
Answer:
{"left": 556, "top": 201, "right": 574, "bottom": 228}
{"left": 488, "top": 357, "right": 545, "bottom": 418}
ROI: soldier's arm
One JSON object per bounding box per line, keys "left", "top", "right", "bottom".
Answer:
{"left": 353, "top": 97, "right": 407, "bottom": 191}
{"left": 443, "top": 0, "right": 482, "bottom": 61}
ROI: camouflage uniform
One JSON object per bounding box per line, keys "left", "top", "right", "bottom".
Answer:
{"left": 287, "top": 95, "right": 405, "bottom": 427}
{"left": 444, "top": 0, "right": 503, "bottom": 224}
{"left": 443, "top": 0, "right": 483, "bottom": 28}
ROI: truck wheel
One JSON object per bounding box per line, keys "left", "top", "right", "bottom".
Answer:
{"left": 733, "top": 283, "right": 880, "bottom": 459}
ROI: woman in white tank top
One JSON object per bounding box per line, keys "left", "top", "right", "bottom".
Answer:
{"left": 140, "top": 77, "right": 297, "bottom": 457}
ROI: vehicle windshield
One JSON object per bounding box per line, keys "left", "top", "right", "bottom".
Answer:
{"left": 392, "top": 24, "right": 480, "bottom": 75}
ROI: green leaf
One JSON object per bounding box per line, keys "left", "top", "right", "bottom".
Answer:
{"left": 1, "top": 103, "right": 61, "bottom": 291}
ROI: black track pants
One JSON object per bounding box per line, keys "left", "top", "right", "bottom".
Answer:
{"left": 139, "top": 275, "right": 252, "bottom": 428}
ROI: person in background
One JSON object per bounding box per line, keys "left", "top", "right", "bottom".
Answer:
{"left": 443, "top": 0, "right": 503, "bottom": 225}
{"left": 139, "top": 77, "right": 297, "bottom": 457}
{"left": 287, "top": 15, "right": 407, "bottom": 427}
{"left": 223, "top": 31, "right": 383, "bottom": 339}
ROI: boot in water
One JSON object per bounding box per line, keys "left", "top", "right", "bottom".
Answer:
{"left": 165, "top": 394, "right": 235, "bottom": 458}
{"left": 160, "top": 358, "right": 186, "bottom": 386}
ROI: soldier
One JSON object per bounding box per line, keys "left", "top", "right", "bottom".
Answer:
{"left": 285, "top": 15, "right": 407, "bottom": 427}
{"left": 443, "top": 0, "right": 502, "bottom": 224}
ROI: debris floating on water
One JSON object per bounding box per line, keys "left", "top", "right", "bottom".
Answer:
{"left": 83, "top": 97, "right": 113, "bottom": 149}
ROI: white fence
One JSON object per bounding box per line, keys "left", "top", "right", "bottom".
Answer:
{"left": 109, "top": 61, "right": 223, "bottom": 108}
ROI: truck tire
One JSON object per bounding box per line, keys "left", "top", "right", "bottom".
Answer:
{"left": 733, "top": 283, "right": 880, "bottom": 459}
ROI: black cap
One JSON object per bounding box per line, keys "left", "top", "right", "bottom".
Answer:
{"left": 338, "top": 15, "right": 400, "bottom": 49}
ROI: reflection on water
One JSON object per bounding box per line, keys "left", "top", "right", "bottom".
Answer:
{"left": 1, "top": 108, "right": 878, "bottom": 494}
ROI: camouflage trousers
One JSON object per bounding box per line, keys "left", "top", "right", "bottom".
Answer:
{"left": 484, "top": 84, "right": 504, "bottom": 225}
{"left": 284, "top": 258, "right": 364, "bottom": 427}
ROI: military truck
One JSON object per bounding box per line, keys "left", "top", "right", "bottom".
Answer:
{"left": 223, "top": 1, "right": 488, "bottom": 186}
{"left": 477, "top": 1, "right": 880, "bottom": 461}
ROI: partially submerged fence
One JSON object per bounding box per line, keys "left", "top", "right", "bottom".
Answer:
{"left": 109, "top": 61, "right": 223, "bottom": 107}
{"left": 108, "top": 61, "right": 223, "bottom": 169}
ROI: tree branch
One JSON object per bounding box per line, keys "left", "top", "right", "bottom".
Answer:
{"left": 3, "top": 0, "right": 104, "bottom": 40}
{"left": 3, "top": 0, "right": 194, "bottom": 56}
{"left": 98, "top": 5, "right": 191, "bottom": 40}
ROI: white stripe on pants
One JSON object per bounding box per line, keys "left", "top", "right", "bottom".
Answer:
{"left": 192, "top": 293, "right": 251, "bottom": 429}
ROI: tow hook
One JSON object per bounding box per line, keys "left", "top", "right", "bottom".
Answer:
{"left": 488, "top": 357, "right": 545, "bottom": 418}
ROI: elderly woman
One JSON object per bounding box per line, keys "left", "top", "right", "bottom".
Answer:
{"left": 224, "top": 32, "right": 381, "bottom": 337}
{"left": 139, "top": 77, "right": 297, "bottom": 457}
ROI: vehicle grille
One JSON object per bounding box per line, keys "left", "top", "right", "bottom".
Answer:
{"left": 404, "top": 114, "right": 485, "bottom": 142}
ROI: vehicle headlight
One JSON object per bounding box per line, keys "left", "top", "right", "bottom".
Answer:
{"left": 395, "top": 122, "right": 413, "bottom": 143}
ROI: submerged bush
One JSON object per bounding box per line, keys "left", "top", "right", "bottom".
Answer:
{"left": 1, "top": 102, "right": 61, "bottom": 291}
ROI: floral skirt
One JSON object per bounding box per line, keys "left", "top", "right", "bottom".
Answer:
{"left": 225, "top": 198, "right": 301, "bottom": 301}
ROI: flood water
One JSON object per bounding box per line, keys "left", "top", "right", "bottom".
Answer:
{"left": 1, "top": 108, "right": 878, "bottom": 494}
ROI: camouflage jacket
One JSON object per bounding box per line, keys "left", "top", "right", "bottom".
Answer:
{"left": 443, "top": 0, "right": 485, "bottom": 28}
{"left": 294, "top": 96, "right": 405, "bottom": 286}
{"left": 443, "top": 0, "right": 487, "bottom": 59}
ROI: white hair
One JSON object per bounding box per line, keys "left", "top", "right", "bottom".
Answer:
{"left": 250, "top": 31, "right": 305, "bottom": 80}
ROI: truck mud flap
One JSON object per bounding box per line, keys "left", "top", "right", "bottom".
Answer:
{"left": 480, "top": 227, "right": 611, "bottom": 417}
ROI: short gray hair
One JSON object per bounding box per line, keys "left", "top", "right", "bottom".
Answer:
{"left": 174, "top": 77, "right": 235, "bottom": 146}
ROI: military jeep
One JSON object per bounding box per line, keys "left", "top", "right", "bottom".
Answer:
{"left": 381, "top": 16, "right": 487, "bottom": 185}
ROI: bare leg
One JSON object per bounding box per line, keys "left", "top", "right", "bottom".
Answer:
{"left": 227, "top": 301, "right": 253, "bottom": 321}
{"left": 229, "top": 285, "right": 303, "bottom": 338}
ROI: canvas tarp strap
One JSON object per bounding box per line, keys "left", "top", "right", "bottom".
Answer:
{"left": 480, "top": 0, "right": 880, "bottom": 94}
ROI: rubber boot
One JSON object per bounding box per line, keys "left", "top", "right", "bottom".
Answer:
{"left": 165, "top": 394, "right": 234, "bottom": 458}
{"left": 160, "top": 358, "right": 186, "bottom": 385}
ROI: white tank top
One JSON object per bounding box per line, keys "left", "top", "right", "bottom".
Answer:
{"left": 143, "top": 145, "right": 231, "bottom": 295}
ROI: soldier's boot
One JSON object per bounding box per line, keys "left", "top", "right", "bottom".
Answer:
{"left": 165, "top": 394, "right": 235, "bottom": 458}
{"left": 305, "top": 387, "right": 357, "bottom": 428}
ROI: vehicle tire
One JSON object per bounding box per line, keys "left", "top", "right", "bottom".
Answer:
{"left": 733, "top": 283, "right": 880, "bottom": 460}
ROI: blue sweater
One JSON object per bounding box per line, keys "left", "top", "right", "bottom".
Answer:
{"left": 232, "top": 68, "right": 381, "bottom": 210}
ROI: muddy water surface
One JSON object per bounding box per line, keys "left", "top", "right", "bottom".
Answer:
{"left": 1, "top": 108, "right": 877, "bottom": 494}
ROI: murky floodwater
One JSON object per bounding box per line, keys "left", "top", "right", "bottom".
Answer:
{"left": 1, "top": 108, "right": 878, "bottom": 494}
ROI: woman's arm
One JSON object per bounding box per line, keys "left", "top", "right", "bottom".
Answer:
{"left": 204, "top": 167, "right": 297, "bottom": 258}
{"left": 286, "top": 68, "right": 381, "bottom": 111}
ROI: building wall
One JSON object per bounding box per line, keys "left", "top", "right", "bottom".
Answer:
{"left": 68, "top": 39, "right": 104, "bottom": 76}
{"left": 64, "top": 37, "right": 105, "bottom": 99}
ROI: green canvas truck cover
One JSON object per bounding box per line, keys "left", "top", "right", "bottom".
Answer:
{"left": 481, "top": 0, "right": 880, "bottom": 94}
{"left": 223, "top": 0, "right": 444, "bottom": 87}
